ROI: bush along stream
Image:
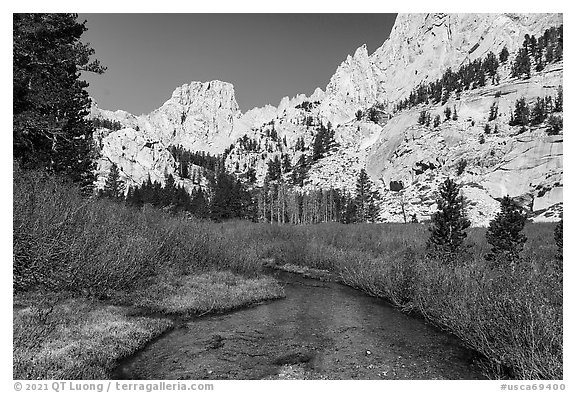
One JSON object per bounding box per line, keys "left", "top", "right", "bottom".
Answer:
{"left": 14, "top": 167, "right": 562, "bottom": 380}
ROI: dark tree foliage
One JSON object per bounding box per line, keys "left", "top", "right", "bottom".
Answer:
{"left": 554, "top": 219, "right": 563, "bottom": 261}
{"left": 126, "top": 175, "right": 193, "bottom": 214}
{"left": 355, "top": 110, "right": 363, "bottom": 121}
{"left": 237, "top": 135, "right": 259, "bottom": 152}
{"left": 210, "top": 171, "right": 254, "bottom": 221}
{"left": 92, "top": 118, "right": 123, "bottom": 131}
{"left": 168, "top": 145, "right": 220, "bottom": 177}
{"left": 100, "top": 163, "right": 124, "bottom": 199}
{"left": 311, "top": 123, "right": 335, "bottom": 161}
{"left": 456, "top": 159, "right": 467, "bottom": 176}
{"left": 555, "top": 86, "right": 563, "bottom": 112}
{"left": 488, "top": 102, "right": 499, "bottom": 121}
{"left": 509, "top": 98, "right": 530, "bottom": 127}
{"left": 290, "top": 154, "right": 309, "bottom": 187}
{"left": 13, "top": 13, "right": 105, "bottom": 192}
{"left": 452, "top": 105, "right": 458, "bottom": 121}
{"left": 281, "top": 154, "right": 292, "bottom": 173}
{"left": 353, "top": 169, "right": 379, "bottom": 223}
{"left": 485, "top": 196, "right": 527, "bottom": 268}
{"left": 482, "top": 51, "right": 499, "bottom": 81}
{"left": 433, "top": 115, "right": 441, "bottom": 128}
{"left": 266, "top": 155, "right": 282, "bottom": 182}
{"left": 418, "top": 110, "right": 428, "bottom": 125}
{"left": 547, "top": 115, "right": 563, "bottom": 136}
{"left": 530, "top": 97, "right": 547, "bottom": 125}
{"left": 511, "top": 47, "right": 531, "bottom": 79}
{"left": 294, "top": 136, "right": 306, "bottom": 152}
{"left": 499, "top": 46, "right": 510, "bottom": 63}
{"left": 426, "top": 178, "right": 471, "bottom": 257}
{"left": 190, "top": 188, "right": 210, "bottom": 219}
{"left": 444, "top": 106, "right": 452, "bottom": 121}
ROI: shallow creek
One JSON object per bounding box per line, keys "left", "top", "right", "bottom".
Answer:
{"left": 114, "top": 271, "right": 484, "bottom": 380}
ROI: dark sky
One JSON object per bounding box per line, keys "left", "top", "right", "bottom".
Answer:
{"left": 79, "top": 14, "right": 397, "bottom": 115}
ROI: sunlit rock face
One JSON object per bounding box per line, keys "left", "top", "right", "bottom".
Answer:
{"left": 91, "top": 13, "right": 563, "bottom": 225}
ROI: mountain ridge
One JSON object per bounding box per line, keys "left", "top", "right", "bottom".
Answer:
{"left": 90, "top": 13, "right": 563, "bottom": 226}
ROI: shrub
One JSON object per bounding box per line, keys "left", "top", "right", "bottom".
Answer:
{"left": 554, "top": 219, "right": 563, "bottom": 260}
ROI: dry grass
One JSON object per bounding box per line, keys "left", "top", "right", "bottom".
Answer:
{"left": 131, "top": 271, "right": 284, "bottom": 315}
{"left": 13, "top": 294, "right": 173, "bottom": 379}
{"left": 13, "top": 164, "right": 561, "bottom": 380}
{"left": 13, "top": 271, "right": 285, "bottom": 380}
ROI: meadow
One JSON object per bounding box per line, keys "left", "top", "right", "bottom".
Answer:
{"left": 13, "top": 164, "right": 562, "bottom": 379}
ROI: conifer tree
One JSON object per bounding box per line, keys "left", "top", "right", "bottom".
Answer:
{"left": 444, "top": 106, "right": 452, "bottom": 121}
{"left": 485, "top": 196, "right": 527, "bottom": 269}
{"left": 509, "top": 98, "right": 530, "bottom": 127}
{"left": 554, "top": 86, "right": 563, "bottom": 112}
{"left": 354, "top": 169, "right": 379, "bottom": 222}
{"left": 511, "top": 47, "right": 531, "bottom": 79}
{"left": 101, "top": 163, "right": 124, "bottom": 199}
{"left": 426, "top": 178, "right": 470, "bottom": 258}
{"left": 13, "top": 14, "right": 106, "bottom": 192}
{"left": 190, "top": 188, "right": 210, "bottom": 219}
{"left": 499, "top": 46, "right": 510, "bottom": 63}
{"left": 452, "top": 105, "right": 458, "bottom": 121}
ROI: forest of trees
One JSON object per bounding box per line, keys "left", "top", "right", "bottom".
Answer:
{"left": 168, "top": 145, "right": 221, "bottom": 178}
{"left": 255, "top": 168, "right": 380, "bottom": 224}
{"left": 511, "top": 26, "right": 563, "bottom": 79}
{"left": 508, "top": 87, "right": 563, "bottom": 134}
{"left": 394, "top": 25, "right": 563, "bottom": 114}
{"left": 92, "top": 118, "right": 123, "bottom": 131}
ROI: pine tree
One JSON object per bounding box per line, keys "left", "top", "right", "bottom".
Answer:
{"left": 530, "top": 97, "right": 547, "bottom": 125}
{"left": 426, "top": 178, "right": 471, "bottom": 258}
{"left": 485, "top": 196, "right": 527, "bottom": 269}
{"left": 452, "top": 105, "right": 458, "bottom": 121}
{"left": 511, "top": 47, "right": 531, "bottom": 79}
{"left": 554, "top": 86, "right": 563, "bottom": 112}
{"left": 418, "top": 110, "right": 428, "bottom": 125}
{"left": 354, "top": 169, "right": 378, "bottom": 222}
{"left": 13, "top": 14, "right": 106, "bottom": 192}
{"left": 547, "top": 115, "right": 563, "bottom": 135}
{"left": 433, "top": 115, "right": 441, "bottom": 128}
{"left": 101, "top": 163, "right": 124, "bottom": 199}
{"left": 509, "top": 98, "right": 530, "bottom": 127}
{"left": 488, "top": 102, "right": 499, "bottom": 121}
{"left": 444, "top": 106, "right": 452, "bottom": 121}
{"left": 190, "top": 188, "right": 210, "bottom": 219}
{"left": 499, "top": 46, "right": 509, "bottom": 63}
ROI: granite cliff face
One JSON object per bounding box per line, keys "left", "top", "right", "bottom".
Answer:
{"left": 91, "top": 13, "right": 563, "bottom": 225}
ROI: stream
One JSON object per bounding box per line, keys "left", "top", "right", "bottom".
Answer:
{"left": 114, "top": 271, "right": 485, "bottom": 380}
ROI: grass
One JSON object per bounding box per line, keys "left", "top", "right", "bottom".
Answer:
{"left": 130, "top": 271, "right": 284, "bottom": 315}
{"left": 255, "top": 222, "right": 563, "bottom": 380}
{"left": 13, "top": 164, "right": 562, "bottom": 380}
{"left": 13, "top": 164, "right": 285, "bottom": 379}
{"left": 13, "top": 272, "right": 284, "bottom": 380}
{"left": 13, "top": 294, "right": 173, "bottom": 379}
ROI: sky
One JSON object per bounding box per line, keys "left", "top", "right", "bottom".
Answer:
{"left": 79, "top": 14, "right": 397, "bottom": 115}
